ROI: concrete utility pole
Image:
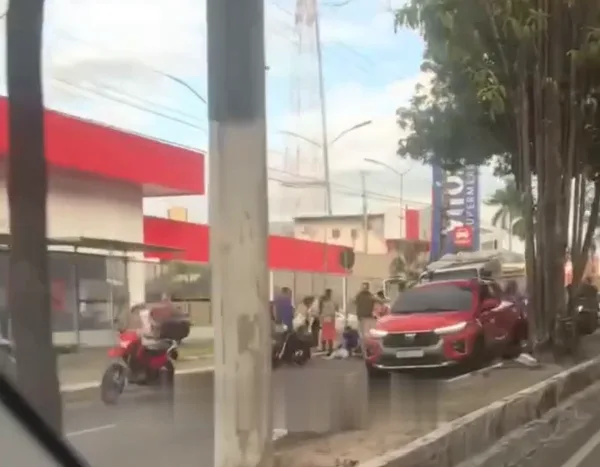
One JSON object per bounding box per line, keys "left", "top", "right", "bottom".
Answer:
{"left": 206, "top": 0, "right": 272, "bottom": 466}
{"left": 6, "top": 0, "right": 62, "bottom": 434}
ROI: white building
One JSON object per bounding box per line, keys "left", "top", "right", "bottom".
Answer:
{"left": 0, "top": 100, "right": 204, "bottom": 346}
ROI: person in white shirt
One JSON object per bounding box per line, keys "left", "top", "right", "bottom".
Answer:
{"left": 131, "top": 303, "right": 160, "bottom": 348}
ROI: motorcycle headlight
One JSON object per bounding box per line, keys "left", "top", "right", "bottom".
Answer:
{"left": 434, "top": 321, "right": 467, "bottom": 335}
{"left": 369, "top": 329, "right": 388, "bottom": 338}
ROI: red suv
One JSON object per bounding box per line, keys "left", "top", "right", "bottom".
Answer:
{"left": 364, "top": 279, "right": 527, "bottom": 371}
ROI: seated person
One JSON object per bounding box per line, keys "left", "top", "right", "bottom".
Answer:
{"left": 328, "top": 326, "right": 361, "bottom": 359}
{"left": 342, "top": 326, "right": 360, "bottom": 354}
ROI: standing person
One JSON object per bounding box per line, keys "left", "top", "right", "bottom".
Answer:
{"left": 274, "top": 287, "right": 294, "bottom": 329}
{"left": 295, "top": 295, "right": 315, "bottom": 334}
{"left": 319, "top": 288, "right": 337, "bottom": 355}
{"left": 355, "top": 282, "right": 376, "bottom": 351}
{"left": 308, "top": 296, "right": 321, "bottom": 348}
{"left": 373, "top": 290, "right": 390, "bottom": 318}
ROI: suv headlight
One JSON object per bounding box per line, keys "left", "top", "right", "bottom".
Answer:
{"left": 434, "top": 321, "right": 467, "bottom": 335}
{"left": 369, "top": 329, "right": 388, "bottom": 338}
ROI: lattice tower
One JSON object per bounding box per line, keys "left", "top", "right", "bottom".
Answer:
{"left": 280, "top": 0, "right": 328, "bottom": 218}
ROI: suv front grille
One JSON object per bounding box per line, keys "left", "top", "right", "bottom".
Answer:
{"left": 382, "top": 332, "right": 439, "bottom": 348}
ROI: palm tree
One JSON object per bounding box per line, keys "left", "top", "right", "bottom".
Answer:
{"left": 485, "top": 178, "right": 526, "bottom": 243}
{"left": 389, "top": 243, "right": 429, "bottom": 285}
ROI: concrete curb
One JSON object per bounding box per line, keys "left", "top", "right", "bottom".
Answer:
{"left": 456, "top": 379, "right": 600, "bottom": 466}
{"left": 359, "top": 356, "right": 600, "bottom": 467}
{"left": 61, "top": 366, "right": 214, "bottom": 404}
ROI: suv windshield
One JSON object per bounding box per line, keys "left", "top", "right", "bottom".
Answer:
{"left": 392, "top": 284, "right": 474, "bottom": 313}
{"left": 422, "top": 268, "right": 479, "bottom": 283}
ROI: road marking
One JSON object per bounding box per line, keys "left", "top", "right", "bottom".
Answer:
{"left": 66, "top": 424, "right": 116, "bottom": 438}
{"left": 61, "top": 366, "right": 214, "bottom": 393}
{"left": 563, "top": 426, "right": 600, "bottom": 467}
{"left": 444, "top": 361, "right": 504, "bottom": 384}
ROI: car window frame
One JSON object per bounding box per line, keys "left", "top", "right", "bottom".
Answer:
{"left": 391, "top": 283, "right": 475, "bottom": 313}
{"left": 0, "top": 373, "right": 88, "bottom": 467}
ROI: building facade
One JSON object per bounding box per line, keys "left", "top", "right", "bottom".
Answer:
{"left": 0, "top": 98, "right": 359, "bottom": 346}
{"left": 0, "top": 99, "right": 204, "bottom": 345}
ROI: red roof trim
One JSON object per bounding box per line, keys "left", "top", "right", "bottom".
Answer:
{"left": 0, "top": 98, "right": 205, "bottom": 195}
{"left": 143, "top": 216, "right": 348, "bottom": 274}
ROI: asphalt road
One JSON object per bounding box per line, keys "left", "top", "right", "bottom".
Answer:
{"left": 63, "top": 361, "right": 395, "bottom": 467}
{"left": 0, "top": 360, "right": 439, "bottom": 467}
{"left": 0, "top": 359, "right": 557, "bottom": 467}
{"left": 562, "top": 421, "right": 600, "bottom": 467}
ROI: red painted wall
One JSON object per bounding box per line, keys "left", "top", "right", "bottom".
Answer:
{"left": 143, "top": 217, "right": 348, "bottom": 274}
{"left": 405, "top": 208, "right": 420, "bottom": 240}
{"left": 0, "top": 98, "right": 205, "bottom": 195}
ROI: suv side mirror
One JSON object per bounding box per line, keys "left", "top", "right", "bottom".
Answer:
{"left": 481, "top": 298, "right": 500, "bottom": 311}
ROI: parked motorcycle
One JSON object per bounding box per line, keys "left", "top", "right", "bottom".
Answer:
{"left": 271, "top": 323, "right": 311, "bottom": 368}
{"left": 576, "top": 302, "right": 599, "bottom": 335}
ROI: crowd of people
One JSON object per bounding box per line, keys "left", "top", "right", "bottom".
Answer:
{"left": 270, "top": 282, "right": 391, "bottom": 357}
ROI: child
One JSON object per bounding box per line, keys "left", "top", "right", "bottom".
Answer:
{"left": 342, "top": 325, "right": 360, "bottom": 355}
{"left": 327, "top": 325, "right": 361, "bottom": 359}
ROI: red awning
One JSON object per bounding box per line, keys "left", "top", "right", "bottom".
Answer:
{"left": 143, "top": 216, "right": 348, "bottom": 274}
{"left": 0, "top": 98, "right": 205, "bottom": 196}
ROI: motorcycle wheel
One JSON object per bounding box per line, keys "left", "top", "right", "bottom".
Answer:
{"left": 159, "top": 360, "right": 175, "bottom": 387}
{"left": 100, "top": 362, "right": 127, "bottom": 405}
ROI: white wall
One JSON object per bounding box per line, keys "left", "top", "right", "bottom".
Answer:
{"left": 293, "top": 216, "right": 388, "bottom": 254}
{"left": 0, "top": 168, "right": 146, "bottom": 313}
{"left": 383, "top": 205, "right": 432, "bottom": 241}
{"left": 0, "top": 168, "right": 144, "bottom": 244}
{"left": 480, "top": 225, "right": 525, "bottom": 253}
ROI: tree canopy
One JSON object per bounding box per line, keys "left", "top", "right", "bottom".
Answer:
{"left": 395, "top": 0, "right": 600, "bottom": 179}
{"left": 394, "top": 0, "right": 600, "bottom": 355}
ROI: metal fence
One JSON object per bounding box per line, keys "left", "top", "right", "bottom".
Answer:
{"left": 144, "top": 261, "right": 385, "bottom": 326}
{"left": 0, "top": 254, "right": 386, "bottom": 343}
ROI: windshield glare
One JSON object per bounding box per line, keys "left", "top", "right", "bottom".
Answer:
{"left": 392, "top": 284, "right": 474, "bottom": 313}
{"left": 422, "top": 269, "right": 479, "bottom": 282}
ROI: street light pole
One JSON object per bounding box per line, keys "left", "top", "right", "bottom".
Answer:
{"left": 280, "top": 119, "right": 372, "bottom": 216}
{"left": 363, "top": 158, "right": 412, "bottom": 244}
{"left": 280, "top": 120, "right": 372, "bottom": 150}
{"left": 207, "top": 0, "right": 272, "bottom": 467}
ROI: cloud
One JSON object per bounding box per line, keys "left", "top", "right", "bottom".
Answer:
{"left": 269, "top": 69, "right": 506, "bottom": 223}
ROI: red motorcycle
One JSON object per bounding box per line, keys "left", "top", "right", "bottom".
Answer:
{"left": 100, "top": 330, "right": 179, "bottom": 405}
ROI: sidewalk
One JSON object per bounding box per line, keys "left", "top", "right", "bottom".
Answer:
{"left": 58, "top": 340, "right": 213, "bottom": 386}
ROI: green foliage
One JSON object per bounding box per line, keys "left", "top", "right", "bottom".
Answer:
{"left": 394, "top": 0, "right": 600, "bottom": 354}
{"left": 394, "top": 0, "right": 600, "bottom": 178}
{"left": 485, "top": 178, "right": 526, "bottom": 240}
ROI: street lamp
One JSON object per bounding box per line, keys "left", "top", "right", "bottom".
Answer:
{"left": 153, "top": 66, "right": 270, "bottom": 105}
{"left": 279, "top": 119, "right": 373, "bottom": 215}
{"left": 152, "top": 70, "right": 207, "bottom": 104}
{"left": 280, "top": 119, "right": 373, "bottom": 149}
{"left": 363, "top": 158, "right": 413, "bottom": 243}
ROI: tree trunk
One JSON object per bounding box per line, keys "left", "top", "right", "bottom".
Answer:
{"left": 6, "top": 0, "right": 62, "bottom": 433}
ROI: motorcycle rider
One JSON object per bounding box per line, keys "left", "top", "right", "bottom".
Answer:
{"left": 128, "top": 303, "right": 166, "bottom": 376}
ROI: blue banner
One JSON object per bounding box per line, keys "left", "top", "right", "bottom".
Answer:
{"left": 430, "top": 165, "right": 480, "bottom": 261}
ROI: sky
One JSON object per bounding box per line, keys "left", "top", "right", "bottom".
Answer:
{"left": 0, "top": 0, "right": 506, "bottom": 226}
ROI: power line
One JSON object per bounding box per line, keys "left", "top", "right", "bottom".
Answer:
{"left": 50, "top": 79, "right": 425, "bottom": 205}
{"left": 66, "top": 77, "right": 204, "bottom": 124}
{"left": 53, "top": 78, "right": 208, "bottom": 133}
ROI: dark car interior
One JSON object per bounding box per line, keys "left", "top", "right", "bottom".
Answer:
{"left": 0, "top": 373, "right": 88, "bottom": 467}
